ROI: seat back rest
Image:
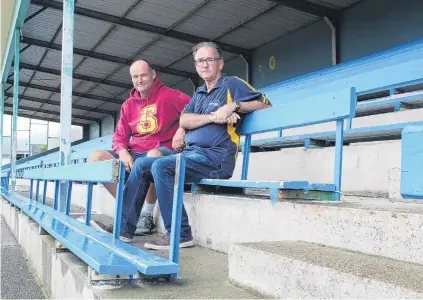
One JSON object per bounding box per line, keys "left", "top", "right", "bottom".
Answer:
{"left": 241, "top": 87, "right": 357, "bottom": 136}
{"left": 22, "top": 160, "right": 119, "bottom": 183}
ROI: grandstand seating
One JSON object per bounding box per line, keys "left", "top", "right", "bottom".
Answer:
{"left": 2, "top": 39, "right": 423, "bottom": 281}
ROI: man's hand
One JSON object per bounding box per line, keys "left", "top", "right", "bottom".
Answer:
{"left": 226, "top": 113, "right": 240, "bottom": 125}
{"left": 172, "top": 127, "right": 186, "bottom": 152}
{"left": 118, "top": 149, "right": 134, "bottom": 172}
{"left": 210, "top": 103, "right": 236, "bottom": 123}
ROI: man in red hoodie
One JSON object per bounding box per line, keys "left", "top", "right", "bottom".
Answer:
{"left": 89, "top": 60, "right": 191, "bottom": 239}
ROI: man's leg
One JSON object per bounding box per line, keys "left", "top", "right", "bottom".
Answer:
{"left": 135, "top": 149, "right": 163, "bottom": 235}
{"left": 146, "top": 151, "right": 230, "bottom": 249}
{"left": 119, "top": 157, "right": 161, "bottom": 237}
{"left": 88, "top": 151, "right": 117, "bottom": 196}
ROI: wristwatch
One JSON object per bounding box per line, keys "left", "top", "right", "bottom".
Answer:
{"left": 234, "top": 101, "right": 241, "bottom": 112}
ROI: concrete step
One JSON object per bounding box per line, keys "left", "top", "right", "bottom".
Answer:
{"left": 228, "top": 241, "right": 423, "bottom": 299}
{"left": 233, "top": 139, "right": 402, "bottom": 197}
{"left": 182, "top": 194, "right": 423, "bottom": 265}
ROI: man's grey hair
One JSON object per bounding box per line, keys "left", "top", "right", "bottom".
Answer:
{"left": 192, "top": 41, "right": 223, "bottom": 60}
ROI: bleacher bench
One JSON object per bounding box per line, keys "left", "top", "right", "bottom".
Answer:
{"left": 192, "top": 87, "right": 357, "bottom": 202}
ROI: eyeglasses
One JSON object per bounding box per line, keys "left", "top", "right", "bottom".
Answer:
{"left": 194, "top": 57, "right": 222, "bottom": 66}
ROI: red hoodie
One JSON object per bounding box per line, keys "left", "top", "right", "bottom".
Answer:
{"left": 112, "top": 78, "right": 191, "bottom": 154}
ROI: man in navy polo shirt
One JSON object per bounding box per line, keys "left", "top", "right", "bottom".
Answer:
{"left": 144, "top": 41, "right": 271, "bottom": 249}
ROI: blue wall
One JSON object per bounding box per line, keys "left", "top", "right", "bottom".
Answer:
{"left": 252, "top": 20, "right": 332, "bottom": 88}
{"left": 339, "top": 0, "right": 423, "bottom": 62}
{"left": 251, "top": 0, "right": 423, "bottom": 89}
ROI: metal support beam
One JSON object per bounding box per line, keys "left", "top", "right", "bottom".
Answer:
{"left": 3, "top": 111, "right": 86, "bottom": 127}
{"left": 3, "top": 102, "right": 100, "bottom": 122}
{"left": 324, "top": 17, "right": 337, "bottom": 66}
{"left": 6, "top": 80, "right": 125, "bottom": 105}
{"left": 31, "top": 0, "right": 251, "bottom": 56}
{"left": 11, "top": 28, "right": 20, "bottom": 192}
{"left": 1, "top": 0, "right": 31, "bottom": 84}
{"left": 21, "top": 37, "right": 197, "bottom": 80}
{"left": 4, "top": 92, "right": 114, "bottom": 115}
{"left": 269, "top": 0, "right": 338, "bottom": 19}
{"left": 17, "top": 62, "right": 132, "bottom": 89}
{"left": 58, "top": 0, "right": 74, "bottom": 213}
{"left": 96, "top": 120, "right": 102, "bottom": 137}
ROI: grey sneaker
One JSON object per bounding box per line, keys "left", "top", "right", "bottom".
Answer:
{"left": 144, "top": 235, "right": 194, "bottom": 250}
{"left": 77, "top": 217, "right": 134, "bottom": 243}
{"left": 135, "top": 211, "right": 155, "bottom": 236}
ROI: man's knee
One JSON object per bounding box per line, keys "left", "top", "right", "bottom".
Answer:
{"left": 151, "top": 157, "right": 175, "bottom": 177}
{"left": 131, "top": 157, "right": 155, "bottom": 174}
{"left": 147, "top": 149, "right": 163, "bottom": 158}
{"left": 88, "top": 150, "right": 113, "bottom": 162}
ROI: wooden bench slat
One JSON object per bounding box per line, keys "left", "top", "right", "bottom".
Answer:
{"left": 197, "top": 180, "right": 336, "bottom": 192}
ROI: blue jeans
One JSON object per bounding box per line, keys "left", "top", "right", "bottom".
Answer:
{"left": 107, "top": 146, "right": 174, "bottom": 182}
{"left": 120, "top": 148, "right": 231, "bottom": 238}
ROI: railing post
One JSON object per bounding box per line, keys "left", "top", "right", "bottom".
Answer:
{"left": 66, "top": 181, "right": 73, "bottom": 215}
{"left": 85, "top": 183, "right": 93, "bottom": 226}
{"left": 58, "top": 0, "right": 75, "bottom": 213}
{"left": 35, "top": 179, "right": 40, "bottom": 202}
{"left": 29, "top": 179, "right": 33, "bottom": 200}
{"left": 11, "top": 28, "right": 20, "bottom": 192}
{"left": 334, "top": 119, "right": 344, "bottom": 201}
{"left": 169, "top": 154, "right": 186, "bottom": 279}
{"left": 113, "top": 162, "right": 126, "bottom": 240}
{"left": 42, "top": 180, "right": 47, "bottom": 204}
{"left": 241, "top": 135, "right": 251, "bottom": 180}
{"left": 53, "top": 180, "right": 59, "bottom": 209}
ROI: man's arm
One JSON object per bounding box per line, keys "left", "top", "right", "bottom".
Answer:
{"left": 179, "top": 113, "right": 214, "bottom": 130}
{"left": 236, "top": 100, "right": 271, "bottom": 113}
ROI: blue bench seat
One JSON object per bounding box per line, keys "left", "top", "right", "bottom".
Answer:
{"left": 191, "top": 87, "right": 356, "bottom": 202}
{"left": 249, "top": 121, "right": 423, "bottom": 150}
{"left": 2, "top": 159, "right": 182, "bottom": 277}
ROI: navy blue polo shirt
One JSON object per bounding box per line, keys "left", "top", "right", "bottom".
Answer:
{"left": 182, "top": 75, "right": 268, "bottom": 176}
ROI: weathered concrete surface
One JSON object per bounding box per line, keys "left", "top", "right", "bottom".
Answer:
{"left": 1, "top": 200, "right": 264, "bottom": 299}
{"left": 229, "top": 241, "right": 423, "bottom": 299}
{"left": 1, "top": 218, "right": 46, "bottom": 299}
{"left": 181, "top": 193, "right": 423, "bottom": 265}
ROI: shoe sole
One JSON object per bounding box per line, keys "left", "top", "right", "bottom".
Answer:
{"left": 144, "top": 240, "right": 194, "bottom": 250}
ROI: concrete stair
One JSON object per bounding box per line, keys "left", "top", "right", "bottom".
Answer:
{"left": 228, "top": 241, "right": 423, "bottom": 298}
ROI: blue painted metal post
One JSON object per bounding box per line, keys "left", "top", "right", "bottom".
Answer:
{"left": 58, "top": 0, "right": 75, "bottom": 213}
{"left": 334, "top": 119, "right": 344, "bottom": 201}
{"left": 29, "top": 180, "right": 33, "bottom": 200}
{"left": 85, "top": 183, "right": 93, "bottom": 226}
{"left": 42, "top": 180, "right": 47, "bottom": 204}
{"left": 169, "top": 154, "right": 186, "bottom": 279}
{"left": 11, "top": 28, "right": 20, "bottom": 192}
{"left": 113, "top": 162, "right": 126, "bottom": 239}
{"left": 35, "top": 179, "right": 40, "bottom": 202}
{"left": 53, "top": 180, "right": 59, "bottom": 209}
{"left": 65, "top": 181, "right": 73, "bottom": 215}
{"left": 241, "top": 135, "right": 251, "bottom": 180}
{"left": 278, "top": 130, "right": 283, "bottom": 137}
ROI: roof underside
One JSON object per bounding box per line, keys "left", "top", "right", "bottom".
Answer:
{"left": 5, "top": 0, "right": 362, "bottom": 127}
